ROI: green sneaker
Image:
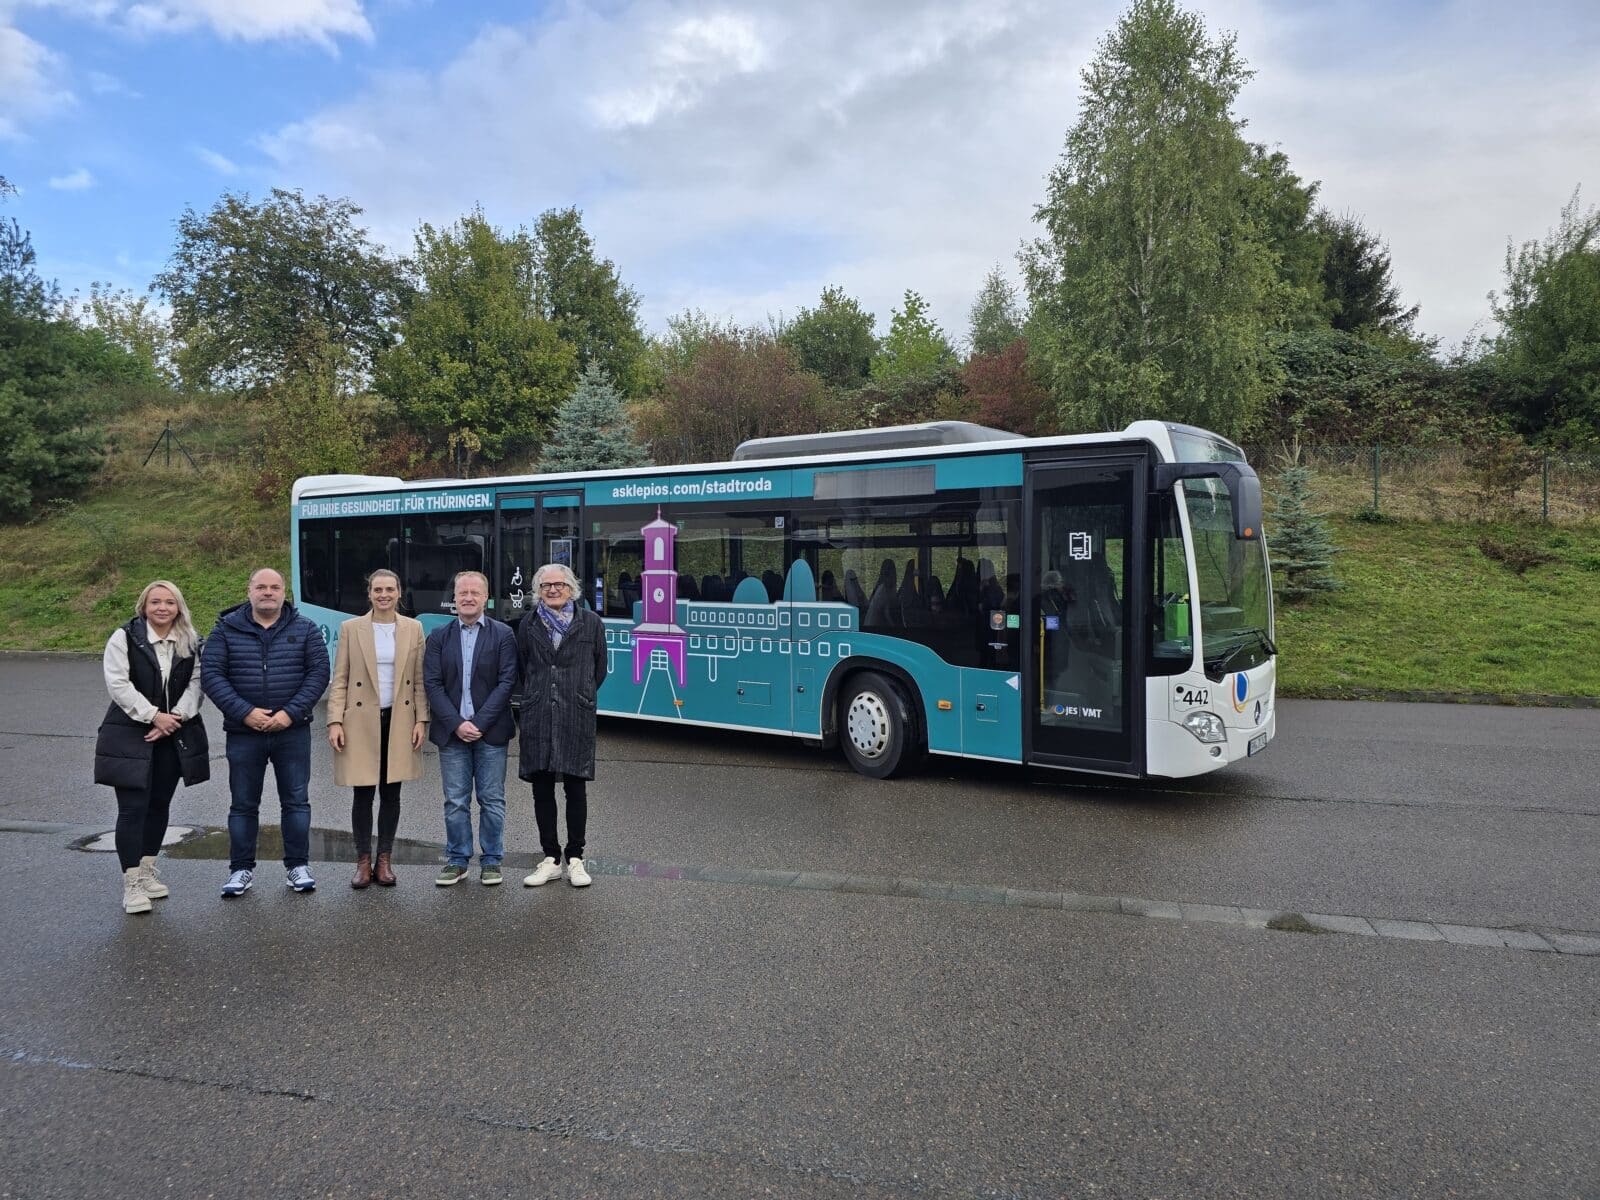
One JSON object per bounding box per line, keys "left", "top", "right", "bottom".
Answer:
{"left": 480, "top": 865, "right": 503, "bottom": 887}
{"left": 435, "top": 863, "right": 469, "bottom": 887}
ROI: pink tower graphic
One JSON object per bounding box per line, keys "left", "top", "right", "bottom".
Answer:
{"left": 632, "top": 508, "right": 687, "bottom": 686}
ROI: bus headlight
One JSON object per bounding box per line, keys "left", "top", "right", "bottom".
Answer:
{"left": 1182, "top": 711, "right": 1228, "bottom": 744}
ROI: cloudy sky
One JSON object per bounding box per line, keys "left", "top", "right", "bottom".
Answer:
{"left": 2, "top": 0, "right": 1596, "bottom": 352}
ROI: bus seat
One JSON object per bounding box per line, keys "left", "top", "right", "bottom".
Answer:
{"left": 899, "top": 559, "right": 929, "bottom": 627}
{"left": 844, "top": 569, "right": 868, "bottom": 611}
{"left": 865, "top": 559, "right": 900, "bottom": 627}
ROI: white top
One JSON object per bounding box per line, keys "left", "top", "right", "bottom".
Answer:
{"left": 102, "top": 628, "right": 203, "bottom": 723}
{"left": 373, "top": 620, "right": 396, "bottom": 709}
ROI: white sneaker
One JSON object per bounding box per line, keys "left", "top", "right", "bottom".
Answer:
{"left": 286, "top": 866, "right": 317, "bottom": 893}
{"left": 523, "top": 857, "right": 564, "bottom": 887}
{"left": 123, "top": 869, "right": 152, "bottom": 914}
{"left": 566, "top": 857, "right": 591, "bottom": 888}
{"left": 221, "top": 869, "right": 254, "bottom": 897}
{"left": 138, "top": 855, "right": 169, "bottom": 899}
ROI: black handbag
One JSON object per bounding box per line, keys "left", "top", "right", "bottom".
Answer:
{"left": 172, "top": 713, "right": 212, "bottom": 785}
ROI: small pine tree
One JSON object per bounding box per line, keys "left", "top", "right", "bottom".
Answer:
{"left": 1269, "top": 462, "right": 1342, "bottom": 601}
{"left": 539, "top": 364, "right": 652, "bottom": 472}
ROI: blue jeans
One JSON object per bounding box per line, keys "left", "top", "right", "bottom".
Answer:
{"left": 226, "top": 726, "right": 312, "bottom": 872}
{"left": 439, "top": 738, "right": 507, "bottom": 867}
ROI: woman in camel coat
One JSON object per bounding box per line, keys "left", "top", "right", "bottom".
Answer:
{"left": 327, "top": 569, "right": 429, "bottom": 887}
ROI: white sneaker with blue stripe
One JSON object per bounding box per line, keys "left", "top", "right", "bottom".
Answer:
{"left": 221, "top": 869, "right": 253, "bottom": 897}
{"left": 286, "top": 866, "right": 317, "bottom": 893}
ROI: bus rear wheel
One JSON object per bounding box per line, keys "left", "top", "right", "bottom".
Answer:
{"left": 839, "top": 671, "right": 923, "bottom": 779}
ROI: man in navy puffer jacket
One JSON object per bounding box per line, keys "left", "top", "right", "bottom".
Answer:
{"left": 202, "top": 568, "right": 330, "bottom": 898}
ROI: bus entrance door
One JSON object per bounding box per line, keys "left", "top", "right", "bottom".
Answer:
{"left": 1024, "top": 458, "right": 1142, "bottom": 775}
{"left": 495, "top": 490, "right": 585, "bottom": 629}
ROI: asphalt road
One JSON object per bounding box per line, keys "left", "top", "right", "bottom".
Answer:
{"left": 1, "top": 654, "right": 1596, "bottom": 1199}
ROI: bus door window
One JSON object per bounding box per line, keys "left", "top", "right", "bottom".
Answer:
{"left": 1031, "top": 466, "right": 1131, "bottom": 739}
{"left": 541, "top": 495, "right": 582, "bottom": 587}
{"left": 496, "top": 497, "right": 538, "bottom": 619}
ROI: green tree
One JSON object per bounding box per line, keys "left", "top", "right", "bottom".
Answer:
{"left": 539, "top": 363, "right": 652, "bottom": 472}
{"left": 1257, "top": 328, "right": 1488, "bottom": 446}
{"left": 872, "top": 289, "right": 955, "bottom": 381}
{"left": 64, "top": 282, "right": 177, "bottom": 385}
{"left": 1316, "top": 211, "right": 1419, "bottom": 336}
{"left": 1268, "top": 457, "right": 1341, "bottom": 602}
{"left": 967, "top": 266, "right": 1024, "bottom": 357}
{"left": 851, "top": 365, "right": 966, "bottom": 428}
{"left": 782, "top": 285, "right": 877, "bottom": 389}
{"left": 1488, "top": 187, "right": 1600, "bottom": 444}
{"left": 1023, "top": 0, "right": 1279, "bottom": 438}
{"left": 155, "top": 188, "right": 404, "bottom": 392}
{"left": 256, "top": 335, "right": 375, "bottom": 502}
{"left": 378, "top": 210, "right": 576, "bottom": 469}
{"left": 1244, "top": 145, "right": 1326, "bottom": 327}
{"left": 1, "top": 220, "right": 147, "bottom": 517}
{"left": 531, "top": 207, "right": 648, "bottom": 397}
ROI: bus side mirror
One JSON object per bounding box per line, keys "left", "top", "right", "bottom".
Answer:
{"left": 1154, "top": 462, "right": 1263, "bottom": 540}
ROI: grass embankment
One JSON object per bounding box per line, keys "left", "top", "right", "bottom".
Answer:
{"left": 1273, "top": 517, "right": 1600, "bottom": 700}
{"left": 0, "top": 398, "right": 284, "bottom": 650}
{"left": 1, "top": 403, "right": 1597, "bottom": 701}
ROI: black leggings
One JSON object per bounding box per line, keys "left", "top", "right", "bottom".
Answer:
{"left": 114, "top": 737, "right": 181, "bottom": 870}
{"left": 351, "top": 708, "right": 403, "bottom": 856}
{"left": 531, "top": 771, "right": 587, "bottom": 862}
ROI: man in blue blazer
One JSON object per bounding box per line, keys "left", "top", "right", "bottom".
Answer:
{"left": 423, "top": 570, "right": 519, "bottom": 886}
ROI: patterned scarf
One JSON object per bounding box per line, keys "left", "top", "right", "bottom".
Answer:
{"left": 537, "top": 599, "right": 575, "bottom": 648}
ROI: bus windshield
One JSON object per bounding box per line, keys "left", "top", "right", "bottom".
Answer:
{"left": 1182, "top": 477, "right": 1274, "bottom": 680}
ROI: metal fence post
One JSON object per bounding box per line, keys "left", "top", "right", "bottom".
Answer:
{"left": 1372, "top": 444, "right": 1381, "bottom": 512}
{"left": 1542, "top": 453, "right": 1550, "bottom": 521}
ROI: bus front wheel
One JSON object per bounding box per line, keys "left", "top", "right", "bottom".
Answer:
{"left": 839, "top": 671, "right": 923, "bottom": 779}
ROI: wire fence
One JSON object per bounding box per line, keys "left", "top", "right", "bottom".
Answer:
{"left": 1243, "top": 445, "right": 1600, "bottom": 524}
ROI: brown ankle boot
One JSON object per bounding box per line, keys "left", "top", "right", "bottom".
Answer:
{"left": 374, "top": 852, "right": 396, "bottom": 886}
{"left": 352, "top": 854, "right": 372, "bottom": 889}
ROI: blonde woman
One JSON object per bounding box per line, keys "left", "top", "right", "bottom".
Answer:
{"left": 94, "top": 580, "right": 211, "bottom": 914}
{"left": 327, "top": 570, "right": 429, "bottom": 887}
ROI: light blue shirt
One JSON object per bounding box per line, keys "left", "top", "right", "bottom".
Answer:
{"left": 457, "top": 619, "right": 481, "bottom": 721}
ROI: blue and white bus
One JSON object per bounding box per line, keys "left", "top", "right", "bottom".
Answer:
{"left": 292, "top": 420, "right": 1274, "bottom": 780}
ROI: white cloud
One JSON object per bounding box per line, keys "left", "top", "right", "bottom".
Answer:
{"left": 590, "top": 11, "right": 768, "bottom": 130}
{"left": 48, "top": 166, "right": 95, "bottom": 189}
{"left": 194, "top": 145, "right": 240, "bottom": 175}
{"left": 0, "top": 20, "right": 74, "bottom": 139}
{"left": 256, "top": 0, "right": 1597, "bottom": 348}
{"left": 120, "top": 0, "right": 371, "bottom": 46}
{"left": 1232, "top": 0, "right": 1600, "bottom": 350}
{"left": 19, "top": 0, "right": 370, "bottom": 47}
{"left": 260, "top": 0, "right": 1090, "bottom": 337}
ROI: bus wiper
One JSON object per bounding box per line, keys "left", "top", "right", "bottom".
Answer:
{"left": 1206, "top": 628, "right": 1276, "bottom": 675}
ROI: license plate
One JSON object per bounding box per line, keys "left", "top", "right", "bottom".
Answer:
{"left": 1247, "top": 730, "right": 1271, "bottom": 756}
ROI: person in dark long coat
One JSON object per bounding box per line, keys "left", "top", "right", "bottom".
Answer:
{"left": 518, "top": 563, "right": 609, "bottom": 889}
{"left": 94, "top": 580, "right": 210, "bottom": 914}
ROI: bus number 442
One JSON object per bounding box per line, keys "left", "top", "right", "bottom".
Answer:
{"left": 1175, "top": 685, "right": 1209, "bottom": 706}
